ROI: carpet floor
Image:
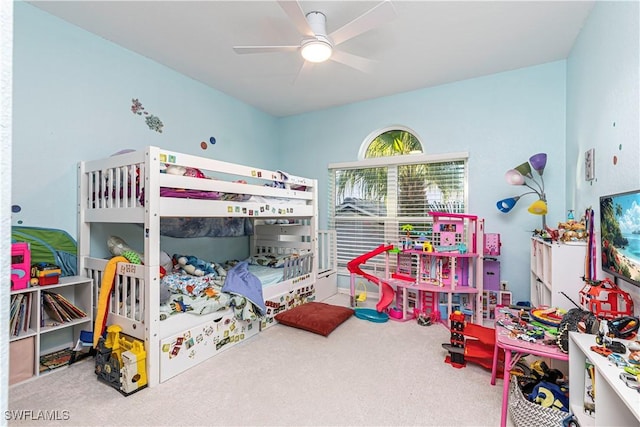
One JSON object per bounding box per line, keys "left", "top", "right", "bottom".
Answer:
{"left": 8, "top": 293, "right": 509, "bottom": 426}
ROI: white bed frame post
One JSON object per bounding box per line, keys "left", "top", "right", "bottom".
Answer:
{"left": 311, "top": 179, "right": 319, "bottom": 291}
{"left": 144, "top": 147, "right": 161, "bottom": 388}
{"left": 77, "top": 162, "right": 89, "bottom": 287}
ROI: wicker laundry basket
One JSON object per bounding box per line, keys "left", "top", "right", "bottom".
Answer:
{"left": 508, "top": 375, "right": 569, "bottom": 427}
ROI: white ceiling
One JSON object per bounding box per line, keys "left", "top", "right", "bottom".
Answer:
{"left": 28, "top": 1, "right": 595, "bottom": 117}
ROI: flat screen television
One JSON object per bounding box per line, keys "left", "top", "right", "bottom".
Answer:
{"left": 599, "top": 189, "right": 640, "bottom": 288}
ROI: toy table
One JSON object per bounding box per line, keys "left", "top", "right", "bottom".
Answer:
{"left": 490, "top": 308, "right": 568, "bottom": 427}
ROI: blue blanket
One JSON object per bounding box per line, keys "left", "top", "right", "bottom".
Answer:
{"left": 222, "top": 261, "right": 266, "bottom": 316}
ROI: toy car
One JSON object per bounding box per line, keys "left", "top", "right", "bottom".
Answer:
{"left": 629, "top": 351, "right": 640, "bottom": 365}
{"left": 590, "top": 345, "right": 612, "bottom": 357}
{"left": 624, "top": 365, "right": 640, "bottom": 376}
{"left": 526, "top": 328, "right": 545, "bottom": 340}
{"left": 619, "top": 371, "right": 640, "bottom": 390}
{"left": 516, "top": 333, "right": 537, "bottom": 343}
{"left": 608, "top": 353, "right": 629, "bottom": 368}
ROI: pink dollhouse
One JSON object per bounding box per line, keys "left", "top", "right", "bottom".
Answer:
{"left": 349, "top": 212, "right": 485, "bottom": 325}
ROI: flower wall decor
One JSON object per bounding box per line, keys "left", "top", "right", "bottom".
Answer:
{"left": 131, "top": 98, "right": 164, "bottom": 133}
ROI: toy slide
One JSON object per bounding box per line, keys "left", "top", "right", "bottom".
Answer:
{"left": 347, "top": 245, "right": 395, "bottom": 312}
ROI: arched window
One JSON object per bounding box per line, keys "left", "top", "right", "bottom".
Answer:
{"left": 359, "top": 126, "right": 423, "bottom": 159}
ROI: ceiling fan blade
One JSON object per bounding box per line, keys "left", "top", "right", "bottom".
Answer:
{"left": 233, "top": 45, "right": 299, "bottom": 54}
{"left": 293, "top": 60, "right": 313, "bottom": 85}
{"left": 278, "top": 0, "right": 314, "bottom": 37}
{"left": 330, "top": 50, "right": 375, "bottom": 73}
{"left": 329, "top": 1, "right": 397, "bottom": 46}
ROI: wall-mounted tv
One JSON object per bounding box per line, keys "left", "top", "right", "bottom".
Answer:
{"left": 600, "top": 189, "right": 640, "bottom": 288}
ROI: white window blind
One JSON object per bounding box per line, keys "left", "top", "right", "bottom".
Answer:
{"left": 328, "top": 155, "right": 468, "bottom": 276}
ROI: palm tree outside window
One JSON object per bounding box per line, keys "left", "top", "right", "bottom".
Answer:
{"left": 328, "top": 127, "right": 468, "bottom": 276}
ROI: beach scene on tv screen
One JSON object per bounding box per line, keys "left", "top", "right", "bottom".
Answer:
{"left": 600, "top": 191, "right": 640, "bottom": 285}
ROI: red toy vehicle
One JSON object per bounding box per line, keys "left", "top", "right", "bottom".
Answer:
{"left": 579, "top": 278, "right": 634, "bottom": 320}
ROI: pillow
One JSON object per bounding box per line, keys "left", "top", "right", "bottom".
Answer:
{"left": 274, "top": 302, "right": 354, "bottom": 336}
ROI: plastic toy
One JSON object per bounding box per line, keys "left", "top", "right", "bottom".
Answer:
{"left": 443, "top": 310, "right": 503, "bottom": 375}
{"left": 95, "top": 324, "right": 147, "bottom": 396}
{"left": 624, "top": 365, "right": 640, "bottom": 376}
{"left": 579, "top": 278, "right": 634, "bottom": 320}
{"left": 10, "top": 242, "right": 30, "bottom": 290}
{"left": 388, "top": 307, "right": 403, "bottom": 319}
{"left": 354, "top": 308, "right": 389, "bottom": 323}
{"left": 401, "top": 224, "right": 414, "bottom": 237}
{"left": 31, "top": 262, "right": 61, "bottom": 285}
{"left": 434, "top": 243, "right": 467, "bottom": 253}
{"left": 595, "top": 319, "right": 629, "bottom": 354}
{"left": 93, "top": 255, "right": 129, "bottom": 347}
{"left": 529, "top": 381, "right": 570, "bottom": 412}
{"left": 529, "top": 360, "right": 565, "bottom": 384}
{"left": 354, "top": 280, "right": 367, "bottom": 305}
{"left": 347, "top": 244, "right": 395, "bottom": 312}
{"left": 607, "top": 316, "right": 639, "bottom": 340}
{"left": 443, "top": 310, "right": 466, "bottom": 368}
{"left": 619, "top": 372, "right": 640, "bottom": 390}
{"left": 349, "top": 212, "right": 485, "bottom": 323}
{"left": 530, "top": 307, "right": 566, "bottom": 327}
{"left": 589, "top": 345, "right": 612, "bottom": 357}
{"left": 607, "top": 353, "right": 628, "bottom": 368}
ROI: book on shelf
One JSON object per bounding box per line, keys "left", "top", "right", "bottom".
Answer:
{"left": 10, "top": 294, "right": 22, "bottom": 335}
{"left": 41, "top": 291, "right": 87, "bottom": 325}
{"left": 39, "top": 348, "right": 73, "bottom": 372}
{"left": 23, "top": 293, "right": 32, "bottom": 333}
{"left": 49, "top": 291, "right": 87, "bottom": 318}
{"left": 42, "top": 292, "right": 67, "bottom": 324}
{"left": 10, "top": 293, "right": 32, "bottom": 337}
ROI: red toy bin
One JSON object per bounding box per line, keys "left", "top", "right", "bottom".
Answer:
{"left": 32, "top": 263, "right": 61, "bottom": 286}
{"left": 38, "top": 274, "right": 60, "bottom": 286}
{"left": 11, "top": 242, "right": 31, "bottom": 290}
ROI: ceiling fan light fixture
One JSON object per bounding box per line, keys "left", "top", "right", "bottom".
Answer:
{"left": 301, "top": 39, "right": 332, "bottom": 63}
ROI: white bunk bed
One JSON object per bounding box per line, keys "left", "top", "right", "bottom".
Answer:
{"left": 77, "top": 146, "right": 329, "bottom": 386}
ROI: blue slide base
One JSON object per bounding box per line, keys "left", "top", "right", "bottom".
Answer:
{"left": 354, "top": 308, "right": 389, "bottom": 323}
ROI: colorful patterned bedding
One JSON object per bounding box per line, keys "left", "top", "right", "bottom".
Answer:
{"left": 159, "top": 260, "right": 287, "bottom": 321}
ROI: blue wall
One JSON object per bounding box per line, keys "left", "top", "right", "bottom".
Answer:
{"left": 12, "top": 3, "right": 279, "bottom": 236}
{"left": 278, "top": 62, "right": 568, "bottom": 301}
{"left": 566, "top": 0, "right": 640, "bottom": 305}
{"left": 11, "top": 2, "right": 639, "bottom": 304}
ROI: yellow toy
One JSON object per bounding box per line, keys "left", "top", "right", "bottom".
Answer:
{"left": 95, "top": 324, "right": 147, "bottom": 395}
{"left": 355, "top": 280, "right": 367, "bottom": 305}
{"left": 93, "top": 256, "right": 128, "bottom": 347}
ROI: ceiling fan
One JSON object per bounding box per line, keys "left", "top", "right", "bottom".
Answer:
{"left": 232, "top": 1, "right": 397, "bottom": 75}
